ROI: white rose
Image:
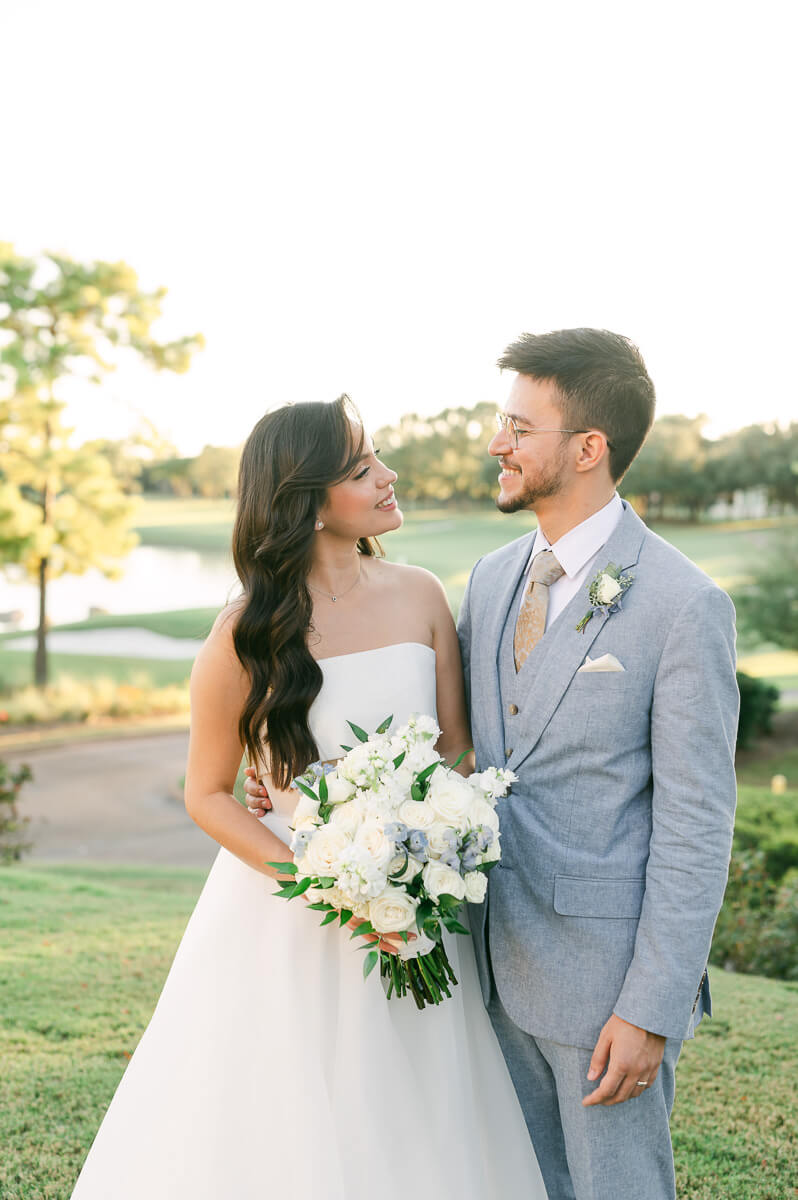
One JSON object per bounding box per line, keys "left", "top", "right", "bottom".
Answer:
{"left": 482, "top": 834, "right": 501, "bottom": 863}
{"left": 354, "top": 820, "right": 395, "bottom": 868}
{"left": 325, "top": 775, "right": 356, "bottom": 805}
{"left": 388, "top": 851, "right": 423, "bottom": 883}
{"left": 291, "top": 793, "right": 321, "bottom": 830}
{"left": 468, "top": 798, "right": 500, "bottom": 835}
{"left": 427, "top": 771, "right": 473, "bottom": 826}
{"left": 463, "top": 871, "right": 488, "bottom": 903}
{"left": 300, "top": 826, "right": 350, "bottom": 878}
{"left": 596, "top": 573, "right": 622, "bottom": 605}
{"left": 426, "top": 823, "right": 459, "bottom": 859}
{"left": 306, "top": 883, "right": 349, "bottom": 909}
{"left": 397, "top": 799, "right": 437, "bottom": 831}
{"left": 422, "top": 860, "right": 466, "bottom": 902}
{"left": 329, "top": 800, "right": 364, "bottom": 838}
{"left": 368, "top": 887, "right": 419, "bottom": 933}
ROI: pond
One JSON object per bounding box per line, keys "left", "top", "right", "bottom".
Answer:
{"left": 0, "top": 546, "right": 238, "bottom": 629}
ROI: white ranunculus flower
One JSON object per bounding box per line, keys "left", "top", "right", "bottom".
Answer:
{"left": 300, "top": 826, "right": 350, "bottom": 878}
{"left": 422, "top": 860, "right": 466, "bottom": 902}
{"left": 388, "top": 851, "right": 423, "bottom": 883}
{"left": 464, "top": 871, "right": 488, "bottom": 903}
{"left": 338, "top": 742, "right": 389, "bottom": 788}
{"left": 329, "top": 800, "right": 364, "bottom": 838}
{"left": 354, "top": 820, "right": 395, "bottom": 868}
{"left": 368, "top": 887, "right": 419, "bottom": 933}
{"left": 596, "top": 573, "right": 622, "bottom": 605}
{"left": 397, "top": 799, "right": 438, "bottom": 831}
{"left": 427, "top": 770, "right": 473, "bottom": 827}
{"left": 306, "top": 883, "right": 349, "bottom": 909}
{"left": 468, "top": 767, "right": 516, "bottom": 804}
{"left": 326, "top": 775, "right": 356, "bottom": 805}
{"left": 291, "top": 793, "right": 322, "bottom": 830}
{"left": 397, "top": 713, "right": 441, "bottom": 743}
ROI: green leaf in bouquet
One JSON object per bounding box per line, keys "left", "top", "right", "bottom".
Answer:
{"left": 437, "top": 893, "right": 463, "bottom": 913}
{"left": 273, "top": 885, "right": 298, "bottom": 899}
{"left": 318, "top": 774, "right": 328, "bottom": 802}
{"left": 415, "top": 760, "right": 441, "bottom": 785}
{"left": 347, "top": 720, "right": 369, "bottom": 743}
{"left": 388, "top": 848, "right": 409, "bottom": 879}
{"left": 289, "top": 876, "right": 313, "bottom": 898}
{"left": 415, "top": 899, "right": 434, "bottom": 927}
{"left": 316, "top": 876, "right": 336, "bottom": 888}
{"left": 339, "top": 744, "right": 353, "bottom": 753}
{"left": 480, "top": 859, "right": 500, "bottom": 873}
{"left": 318, "top": 803, "right": 333, "bottom": 823}
{"left": 392, "top": 750, "right": 406, "bottom": 769}
{"left": 293, "top": 778, "right": 319, "bottom": 802}
{"left": 307, "top": 901, "right": 334, "bottom": 911}
{"left": 338, "top": 909, "right": 353, "bottom": 926}
{"left": 363, "top": 950, "right": 379, "bottom": 979}
{"left": 376, "top": 714, "right": 394, "bottom": 734}
{"left": 351, "top": 920, "right": 374, "bottom": 938}
{"left": 442, "top": 916, "right": 470, "bottom": 936}
{"left": 411, "top": 782, "right": 423, "bottom": 803}
{"left": 320, "top": 910, "right": 339, "bottom": 927}
{"left": 266, "top": 861, "right": 298, "bottom": 875}
{"left": 449, "top": 747, "right": 473, "bottom": 769}
{"left": 399, "top": 931, "right": 409, "bottom": 943}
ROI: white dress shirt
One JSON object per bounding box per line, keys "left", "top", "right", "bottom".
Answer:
{"left": 518, "top": 493, "right": 624, "bottom": 633}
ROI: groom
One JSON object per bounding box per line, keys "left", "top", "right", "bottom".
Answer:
{"left": 459, "top": 328, "right": 738, "bottom": 1199}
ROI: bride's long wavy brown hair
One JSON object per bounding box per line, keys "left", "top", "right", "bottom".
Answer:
{"left": 232, "top": 395, "right": 380, "bottom": 788}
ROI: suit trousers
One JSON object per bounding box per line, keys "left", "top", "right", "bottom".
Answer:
{"left": 487, "top": 986, "right": 682, "bottom": 1200}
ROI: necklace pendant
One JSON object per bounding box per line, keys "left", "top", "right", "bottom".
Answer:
{"left": 331, "top": 596, "right": 337, "bottom": 602}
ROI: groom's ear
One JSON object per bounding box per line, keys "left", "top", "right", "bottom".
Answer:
{"left": 574, "top": 431, "right": 612, "bottom": 476}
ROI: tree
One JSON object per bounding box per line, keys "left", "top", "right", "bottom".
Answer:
{"left": 0, "top": 245, "right": 204, "bottom": 684}
{"left": 621, "top": 415, "right": 714, "bottom": 520}
{"left": 188, "top": 444, "right": 241, "bottom": 498}
{"left": 734, "top": 530, "right": 798, "bottom": 652}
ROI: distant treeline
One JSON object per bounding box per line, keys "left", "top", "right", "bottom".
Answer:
{"left": 117, "top": 403, "right": 798, "bottom": 518}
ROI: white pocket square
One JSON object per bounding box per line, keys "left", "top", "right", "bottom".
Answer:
{"left": 577, "top": 653, "right": 625, "bottom": 673}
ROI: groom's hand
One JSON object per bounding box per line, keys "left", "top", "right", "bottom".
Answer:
{"left": 582, "top": 1014, "right": 666, "bottom": 1107}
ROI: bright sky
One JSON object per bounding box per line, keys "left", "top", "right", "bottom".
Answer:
{"left": 3, "top": 0, "right": 796, "bottom": 455}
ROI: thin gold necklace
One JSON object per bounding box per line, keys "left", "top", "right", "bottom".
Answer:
{"left": 307, "top": 560, "right": 362, "bottom": 603}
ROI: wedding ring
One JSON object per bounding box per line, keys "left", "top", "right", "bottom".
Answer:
{"left": 637, "top": 1080, "right": 649, "bottom": 1087}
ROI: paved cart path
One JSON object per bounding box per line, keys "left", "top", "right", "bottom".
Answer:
{"left": 6, "top": 731, "right": 218, "bottom": 868}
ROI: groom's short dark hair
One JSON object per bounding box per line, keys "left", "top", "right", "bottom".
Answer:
{"left": 497, "top": 328, "right": 656, "bottom": 482}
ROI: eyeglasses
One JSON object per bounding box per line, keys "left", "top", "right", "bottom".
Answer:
{"left": 494, "top": 412, "right": 614, "bottom": 451}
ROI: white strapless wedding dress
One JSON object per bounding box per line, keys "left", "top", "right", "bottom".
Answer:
{"left": 71, "top": 643, "right": 546, "bottom": 1199}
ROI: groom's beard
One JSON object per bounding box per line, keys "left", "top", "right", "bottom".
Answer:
{"left": 495, "top": 451, "right": 568, "bottom": 515}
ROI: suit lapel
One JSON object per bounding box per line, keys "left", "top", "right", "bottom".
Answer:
{"left": 507, "top": 503, "right": 648, "bottom": 773}
{"left": 476, "top": 530, "right": 534, "bottom": 765}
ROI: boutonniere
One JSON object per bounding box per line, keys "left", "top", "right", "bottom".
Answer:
{"left": 576, "top": 562, "right": 634, "bottom": 633}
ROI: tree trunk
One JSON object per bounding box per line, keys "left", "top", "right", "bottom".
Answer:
{"left": 34, "top": 556, "right": 49, "bottom": 686}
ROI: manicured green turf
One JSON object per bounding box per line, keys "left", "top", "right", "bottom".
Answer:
{"left": 0, "top": 650, "right": 194, "bottom": 690}
{"left": 0, "top": 863, "right": 794, "bottom": 1199}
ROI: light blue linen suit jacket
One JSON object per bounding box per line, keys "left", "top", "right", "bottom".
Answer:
{"left": 458, "top": 502, "right": 739, "bottom": 1050}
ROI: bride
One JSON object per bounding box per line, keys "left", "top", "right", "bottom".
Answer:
{"left": 71, "top": 395, "right": 546, "bottom": 1199}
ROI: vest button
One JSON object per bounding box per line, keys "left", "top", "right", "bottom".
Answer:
{"left": 508, "top": 703, "right": 518, "bottom": 715}
{"left": 505, "top": 748, "right": 513, "bottom": 758}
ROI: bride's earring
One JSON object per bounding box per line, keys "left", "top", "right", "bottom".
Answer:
{"left": 315, "top": 519, "right": 324, "bottom": 531}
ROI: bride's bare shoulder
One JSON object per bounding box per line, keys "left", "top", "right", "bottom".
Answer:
{"left": 192, "top": 598, "right": 248, "bottom": 680}
{"left": 370, "top": 558, "right": 448, "bottom": 603}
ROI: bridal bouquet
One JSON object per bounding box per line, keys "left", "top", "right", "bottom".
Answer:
{"left": 267, "top": 714, "right": 514, "bottom": 1010}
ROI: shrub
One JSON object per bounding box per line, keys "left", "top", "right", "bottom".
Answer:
{"left": 736, "top": 671, "right": 780, "bottom": 748}
{"left": 712, "top": 852, "right": 798, "bottom": 980}
{"left": 0, "top": 675, "right": 190, "bottom": 725}
{"left": 0, "top": 758, "right": 32, "bottom": 864}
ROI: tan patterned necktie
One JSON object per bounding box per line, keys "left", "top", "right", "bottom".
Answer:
{"left": 513, "top": 550, "right": 565, "bottom": 671}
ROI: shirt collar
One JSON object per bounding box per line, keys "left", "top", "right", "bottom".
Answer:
{"left": 525, "top": 493, "right": 624, "bottom": 580}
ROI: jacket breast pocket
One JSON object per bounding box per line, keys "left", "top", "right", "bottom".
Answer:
{"left": 553, "top": 875, "right": 645, "bottom": 919}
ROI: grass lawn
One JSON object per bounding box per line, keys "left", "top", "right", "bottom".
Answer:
{"left": 0, "top": 863, "right": 795, "bottom": 1200}
{"left": 0, "top": 649, "right": 195, "bottom": 690}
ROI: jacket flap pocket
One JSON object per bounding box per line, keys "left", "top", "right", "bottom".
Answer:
{"left": 553, "top": 874, "right": 645, "bottom": 919}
